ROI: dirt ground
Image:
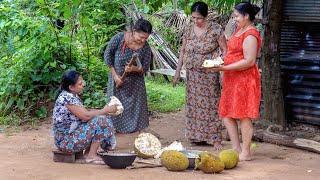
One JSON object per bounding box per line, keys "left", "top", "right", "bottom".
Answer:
{"left": 0, "top": 111, "right": 319, "bottom": 180}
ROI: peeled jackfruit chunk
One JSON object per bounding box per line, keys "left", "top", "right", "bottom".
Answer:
{"left": 219, "top": 149, "right": 239, "bottom": 169}
{"left": 202, "top": 57, "right": 224, "bottom": 68}
{"left": 195, "top": 152, "right": 225, "bottom": 173}
{"left": 134, "top": 133, "right": 161, "bottom": 158}
{"left": 107, "top": 96, "right": 124, "bottom": 116}
{"left": 161, "top": 150, "right": 189, "bottom": 171}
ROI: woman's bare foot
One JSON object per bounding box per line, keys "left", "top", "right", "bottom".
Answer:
{"left": 82, "top": 154, "right": 104, "bottom": 165}
{"left": 239, "top": 152, "right": 252, "bottom": 161}
{"left": 87, "top": 155, "right": 103, "bottom": 161}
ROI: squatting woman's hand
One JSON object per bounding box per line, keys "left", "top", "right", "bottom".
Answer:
{"left": 103, "top": 104, "right": 118, "bottom": 114}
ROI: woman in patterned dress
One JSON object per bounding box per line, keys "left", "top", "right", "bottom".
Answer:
{"left": 104, "top": 19, "right": 152, "bottom": 133}
{"left": 53, "top": 70, "right": 118, "bottom": 164}
{"left": 210, "top": 2, "right": 261, "bottom": 161}
{"left": 173, "top": 1, "right": 227, "bottom": 150}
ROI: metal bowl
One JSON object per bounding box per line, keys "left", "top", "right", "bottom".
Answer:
{"left": 180, "top": 150, "right": 203, "bottom": 169}
{"left": 99, "top": 152, "right": 136, "bottom": 169}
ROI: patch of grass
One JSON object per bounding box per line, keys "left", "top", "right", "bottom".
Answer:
{"left": 0, "top": 114, "right": 40, "bottom": 130}
{"left": 146, "top": 76, "right": 185, "bottom": 113}
{"left": 0, "top": 115, "right": 21, "bottom": 127}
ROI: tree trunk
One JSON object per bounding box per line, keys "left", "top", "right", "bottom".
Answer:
{"left": 261, "top": 0, "right": 286, "bottom": 127}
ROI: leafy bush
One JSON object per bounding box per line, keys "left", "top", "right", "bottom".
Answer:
{"left": 0, "top": 0, "right": 187, "bottom": 126}
{"left": 0, "top": 0, "right": 129, "bottom": 123}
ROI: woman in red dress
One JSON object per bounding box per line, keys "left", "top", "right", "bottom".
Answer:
{"left": 211, "top": 2, "right": 261, "bottom": 160}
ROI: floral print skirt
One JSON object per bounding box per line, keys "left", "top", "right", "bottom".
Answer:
{"left": 54, "top": 116, "right": 116, "bottom": 153}
{"left": 185, "top": 68, "right": 223, "bottom": 145}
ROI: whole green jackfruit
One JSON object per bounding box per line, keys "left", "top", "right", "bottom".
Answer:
{"left": 195, "top": 152, "right": 225, "bottom": 173}
{"left": 219, "top": 149, "right": 239, "bottom": 169}
{"left": 160, "top": 150, "right": 189, "bottom": 171}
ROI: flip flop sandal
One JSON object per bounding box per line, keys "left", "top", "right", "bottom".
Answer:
{"left": 84, "top": 158, "right": 105, "bottom": 165}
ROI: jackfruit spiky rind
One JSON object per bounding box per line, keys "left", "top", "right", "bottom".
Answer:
{"left": 160, "top": 150, "right": 189, "bottom": 171}
{"left": 219, "top": 149, "right": 239, "bottom": 169}
{"left": 196, "top": 152, "right": 225, "bottom": 173}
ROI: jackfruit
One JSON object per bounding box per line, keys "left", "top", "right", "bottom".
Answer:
{"left": 107, "top": 96, "right": 123, "bottom": 116}
{"left": 219, "top": 149, "right": 239, "bottom": 169}
{"left": 202, "top": 57, "right": 224, "bottom": 68}
{"left": 161, "top": 150, "right": 189, "bottom": 171}
{"left": 195, "top": 152, "right": 225, "bottom": 173}
{"left": 134, "top": 133, "right": 161, "bottom": 158}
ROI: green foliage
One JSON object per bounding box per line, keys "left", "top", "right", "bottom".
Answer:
{"left": 147, "top": 15, "right": 180, "bottom": 54}
{"left": 141, "top": 0, "right": 244, "bottom": 15}
{"left": 0, "top": 0, "right": 187, "bottom": 125}
{"left": 0, "top": 114, "right": 21, "bottom": 127}
{"left": 146, "top": 76, "right": 185, "bottom": 113}
{"left": 0, "top": 0, "right": 129, "bottom": 123}
{"left": 1, "top": 0, "right": 254, "bottom": 125}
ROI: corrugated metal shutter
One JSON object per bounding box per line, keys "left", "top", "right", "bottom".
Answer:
{"left": 280, "top": 21, "right": 320, "bottom": 125}
{"left": 283, "top": 0, "right": 320, "bottom": 22}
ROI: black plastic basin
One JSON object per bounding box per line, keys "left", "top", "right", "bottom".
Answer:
{"left": 99, "top": 152, "right": 136, "bottom": 169}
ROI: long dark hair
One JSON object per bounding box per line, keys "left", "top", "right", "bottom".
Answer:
{"left": 191, "top": 1, "right": 208, "bottom": 17}
{"left": 55, "top": 70, "right": 80, "bottom": 100}
{"left": 234, "top": 2, "right": 261, "bottom": 21}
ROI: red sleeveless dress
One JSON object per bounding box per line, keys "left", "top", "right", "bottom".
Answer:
{"left": 218, "top": 28, "right": 261, "bottom": 119}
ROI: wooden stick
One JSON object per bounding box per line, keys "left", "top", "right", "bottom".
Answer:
{"left": 116, "top": 54, "right": 139, "bottom": 88}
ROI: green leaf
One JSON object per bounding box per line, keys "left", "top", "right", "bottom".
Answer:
{"left": 36, "top": 0, "right": 45, "bottom": 5}
{"left": 74, "top": 0, "right": 81, "bottom": 7}
{"left": 0, "top": 21, "right": 5, "bottom": 29}
{"left": 60, "top": 64, "right": 67, "bottom": 69}
{"left": 16, "top": 85, "right": 22, "bottom": 94}
{"left": 50, "top": 61, "right": 57, "bottom": 68}
{"left": 36, "top": 106, "right": 47, "bottom": 118}
{"left": 63, "top": 6, "right": 72, "bottom": 19}
{"left": 82, "top": 16, "right": 90, "bottom": 26}
{"left": 6, "top": 97, "right": 15, "bottom": 110}
{"left": 143, "top": 5, "right": 150, "bottom": 14}
{"left": 17, "top": 99, "right": 24, "bottom": 110}
{"left": 84, "top": 98, "right": 92, "bottom": 105}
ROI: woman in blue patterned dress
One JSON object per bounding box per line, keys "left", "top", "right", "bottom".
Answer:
{"left": 104, "top": 19, "right": 153, "bottom": 133}
{"left": 53, "top": 70, "right": 118, "bottom": 164}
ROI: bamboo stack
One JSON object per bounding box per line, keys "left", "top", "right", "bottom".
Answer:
{"left": 122, "top": 4, "right": 182, "bottom": 71}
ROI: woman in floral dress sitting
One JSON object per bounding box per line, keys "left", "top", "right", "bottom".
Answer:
{"left": 53, "top": 70, "right": 119, "bottom": 164}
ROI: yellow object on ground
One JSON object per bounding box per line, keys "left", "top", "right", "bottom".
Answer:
{"left": 219, "top": 149, "right": 239, "bottom": 169}
{"left": 195, "top": 152, "right": 225, "bottom": 173}
{"left": 160, "top": 150, "right": 189, "bottom": 171}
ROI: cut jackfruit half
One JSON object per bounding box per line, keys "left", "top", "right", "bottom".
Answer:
{"left": 202, "top": 57, "right": 224, "bottom": 68}
{"left": 134, "top": 133, "right": 161, "bottom": 158}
